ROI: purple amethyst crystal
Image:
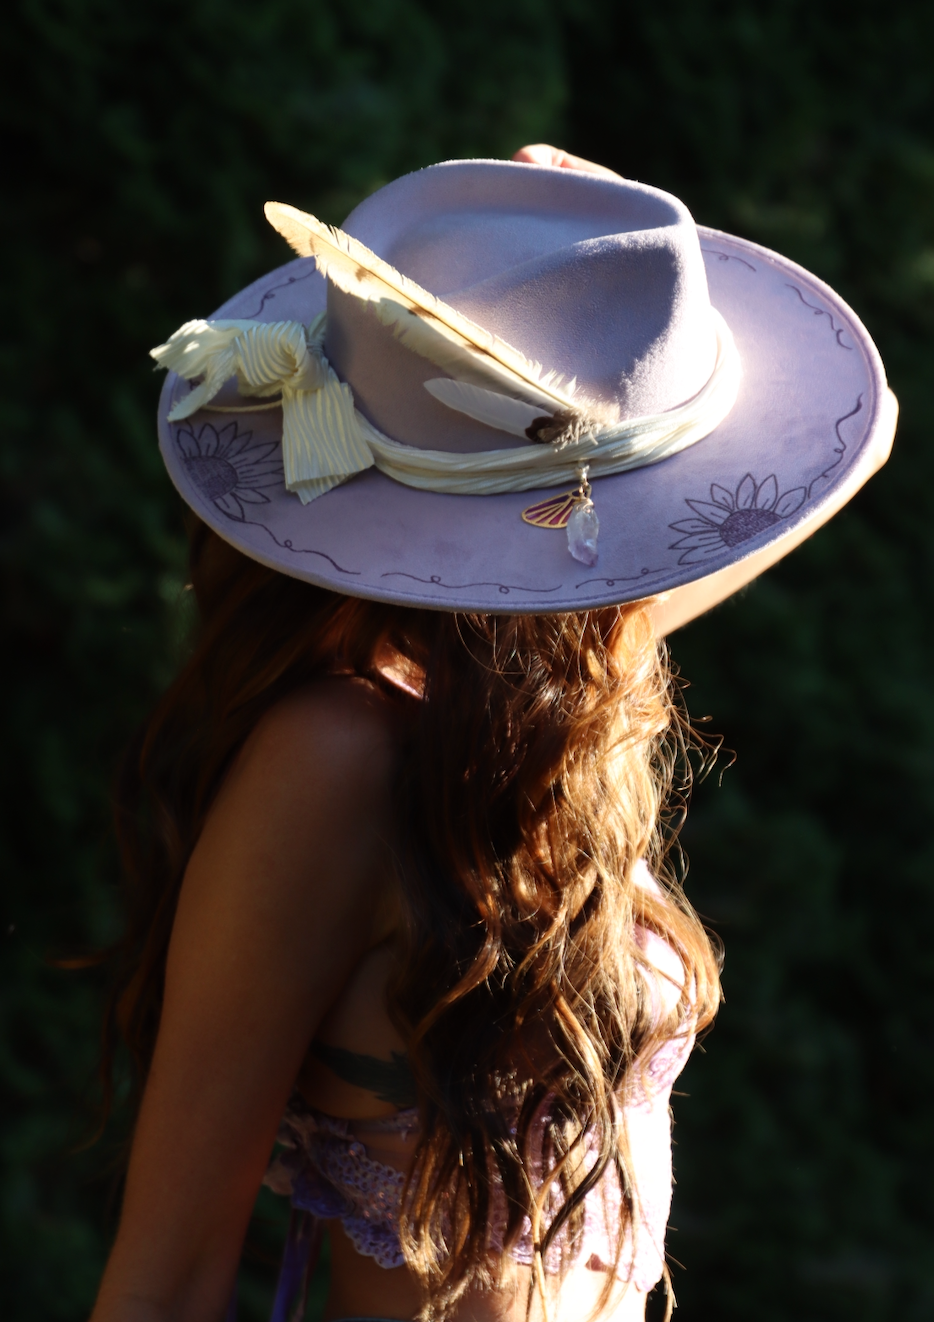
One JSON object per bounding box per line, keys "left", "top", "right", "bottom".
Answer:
{"left": 567, "top": 501, "right": 599, "bottom": 566}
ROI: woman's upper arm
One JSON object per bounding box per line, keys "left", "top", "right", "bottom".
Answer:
{"left": 92, "top": 682, "right": 398, "bottom": 1322}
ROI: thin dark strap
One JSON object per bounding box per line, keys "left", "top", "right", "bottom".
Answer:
{"left": 270, "top": 1210, "right": 323, "bottom": 1322}
{"left": 224, "top": 1281, "right": 239, "bottom": 1322}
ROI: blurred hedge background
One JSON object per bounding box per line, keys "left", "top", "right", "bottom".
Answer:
{"left": 2, "top": 0, "right": 933, "bottom": 1318}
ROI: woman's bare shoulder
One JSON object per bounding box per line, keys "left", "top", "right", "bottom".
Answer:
{"left": 226, "top": 677, "right": 402, "bottom": 819}
{"left": 189, "top": 677, "right": 404, "bottom": 945}
{"left": 247, "top": 674, "right": 402, "bottom": 756}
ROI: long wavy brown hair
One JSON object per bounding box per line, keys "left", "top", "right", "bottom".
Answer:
{"left": 106, "top": 516, "right": 721, "bottom": 1320}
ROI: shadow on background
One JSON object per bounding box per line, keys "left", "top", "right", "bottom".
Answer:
{"left": 2, "top": 2, "right": 933, "bottom": 1319}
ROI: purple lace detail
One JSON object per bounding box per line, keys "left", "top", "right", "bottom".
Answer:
{"left": 265, "top": 1098, "right": 413, "bottom": 1268}
{"left": 263, "top": 919, "right": 693, "bottom": 1294}
{"left": 264, "top": 1033, "right": 690, "bottom": 1292}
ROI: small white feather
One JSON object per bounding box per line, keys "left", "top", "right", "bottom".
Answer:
{"left": 423, "top": 379, "right": 547, "bottom": 438}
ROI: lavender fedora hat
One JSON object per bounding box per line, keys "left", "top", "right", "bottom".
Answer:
{"left": 152, "top": 159, "right": 896, "bottom": 613}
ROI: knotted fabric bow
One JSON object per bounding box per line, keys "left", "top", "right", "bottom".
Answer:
{"left": 152, "top": 313, "right": 374, "bottom": 503}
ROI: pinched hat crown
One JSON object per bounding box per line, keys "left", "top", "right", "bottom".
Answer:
{"left": 323, "top": 165, "right": 718, "bottom": 454}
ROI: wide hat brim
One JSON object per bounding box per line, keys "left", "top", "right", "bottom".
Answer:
{"left": 157, "top": 182, "right": 894, "bottom": 614}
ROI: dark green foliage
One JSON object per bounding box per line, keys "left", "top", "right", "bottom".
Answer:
{"left": 2, "top": 1, "right": 933, "bottom": 1318}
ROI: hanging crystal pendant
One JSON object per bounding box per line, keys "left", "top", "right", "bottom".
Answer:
{"left": 567, "top": 499, "right": 599, "bottom": 565}
{"left": 566, "top": 464, "right": 599, "bottom": 565}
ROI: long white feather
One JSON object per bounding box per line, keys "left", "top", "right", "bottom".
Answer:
{"left": 423, "top": 378, "right": 546, "bottom": 438}
{"left": 264, "top": 201, "right": 581, "bottom": 417}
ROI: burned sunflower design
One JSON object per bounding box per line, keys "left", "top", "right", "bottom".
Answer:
{"left": 669, "top": 473, "right": 806, "bottom": 565}
{"left": 175, "top": 422, "right": 282, "bottom": 521}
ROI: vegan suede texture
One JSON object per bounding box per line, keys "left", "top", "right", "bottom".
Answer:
{"left": 325, "top": 164, "right": 716, "bottom": 453}
{"left": 157, "top": 159, "right": 891, "bottom": 612}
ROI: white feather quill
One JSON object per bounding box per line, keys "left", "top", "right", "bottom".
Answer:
{"left": 263, "top": 201, "right": 582, "bottom": 421}
{"left": 423, "top": 378, "right": 546, "bottom": 438}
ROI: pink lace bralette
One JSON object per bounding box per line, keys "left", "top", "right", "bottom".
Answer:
{"left": 263, "top": 928, "right": 694, "bottom": 1316}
